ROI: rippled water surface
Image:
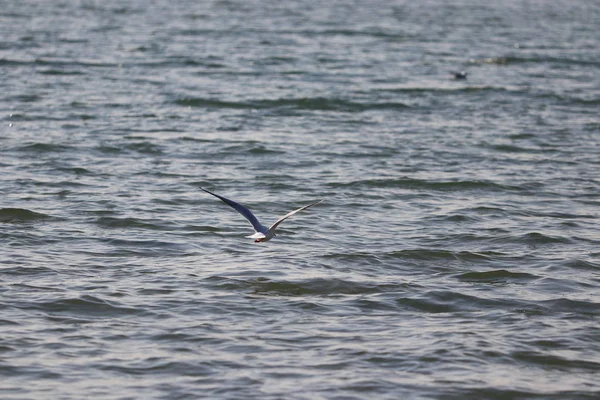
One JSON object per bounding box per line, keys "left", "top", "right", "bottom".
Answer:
{"left": 2, "top": 0, "right": 600, "bottom": 398}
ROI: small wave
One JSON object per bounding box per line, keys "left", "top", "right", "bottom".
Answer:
{"left": 429, "top": 214, "right": 480, "bottom": 223}
{"left": 456, "top": 269, "right": 537, "bottom": 283}
{"left": 0, "top": 58, "right": 29, "bottom": 66}
{"left": 12, "top": 179, "right": 90, "bottom": 189}
{"left": 396, "top": 291, "right": 519, "bottom": 313}
{"left": 520, "top": 232, "right": 572, "bottom": 246}
{"left": 252, "top": 278, "right": 383, "bottom": 296}
{"left": 539, "top": 298, "right": 600, "bottom": 317}
{"left": 326, "top": 177, "right": 522, "bottom": 192}
{"left": 462, "top": 206, "right": 508, "bottom": 216}
{"left": 472, "top": 55, "right": 600, "bottom": 68}
{"left": 94, "top": 145, "right": 123, "bottom": 155}
{"left": 160, "top": 56, "right": 226, "bottom": 69}
{"left": 97, "top": 360, "right": 216, "bottom": 376}
{"left": 25, "top": 295, "right": 140, "bottom": 317}
{"left": 0, "top": 266, "right": 58, "bottom": 276}
{"left": 94, "top": 217, "right": 165, "bottom": 230}
{"left": 221, "top": 143, "right": 284, "bottom": 155}
{"left": 38, "top": 69, "right": 85, "bottom": 76}
{"left": 484, "top": 143, "right": 546, "bottom": 154}
{"left": 207, "top": 276, "right": 401, "bottom": 296}
{"left": 382, "top": 85, "right": 515, "bottom": 96}
{"left": 386, "top": 249, "right": 503, "bottom": 262}
{"left": 511, "top": 350, "right": 600, "bottom": 371}
{"left": 178, "top": 136, "right": 215, "bottom": 143}
{"left": 174, "top": 96, "right": 409, "bottom": 112}
{"left": 0, "top": 319, "right": 19, "bottom": 327}
{"left": 321, "top": 251, "right": 382, "bottom": 266}
{"left": 55, "top": 166, "right": 94, "bottom": 175}
{"left": 36, "top": 58, "right": 118, "bottom": 68}
{"left": 396, "top": 297, "right": 456, "bottom": 313}
{"left": 564, "top": 259, "right": 600, "bottom": 271}
{"left": 14, "top": 142, "right": 74, "bottom": 153}
{"left": 85, "top": 238, "right": 189, "bottom": 258}
{"left": 124, "top": 141, "right": 164, "bottom": 155}
{"left": 181, "top": 224, "right": 221, "bottom": 232}
{"left": 536, "top": 92, "right": 600, "bottom": 106}
{"left": 0, "top": 208, "right": 52, "bottom": 223}
{"left": 10, "top": 94, "right": 42, "bottom": 103}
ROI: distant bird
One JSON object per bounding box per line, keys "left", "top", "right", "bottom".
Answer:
{"left": 451, "top": 71, "right": 468, "bottom": 79}
{"left": 199, "top": 187, "right": 323, "bottom": 243}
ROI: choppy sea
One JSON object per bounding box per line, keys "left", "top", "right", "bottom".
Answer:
{"left": 1, "top": 1, "right": 599, "bottom": 399}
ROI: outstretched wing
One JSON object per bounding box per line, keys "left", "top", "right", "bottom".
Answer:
{"left": 199, "top": 187, "right": 264, "bottom": 232}
{"left": 268, "top": 200, "right": 323, "bottom": 233}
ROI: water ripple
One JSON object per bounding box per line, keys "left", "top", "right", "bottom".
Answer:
{"left": 0, "top": 208, "right": 53, "bottom": 223}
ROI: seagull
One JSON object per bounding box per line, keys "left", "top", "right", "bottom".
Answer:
{"left": 199, "top": 187, "right": 323, "bottom": 243}
{"left": 451, "top": 70, "right": 468, "bottom": 80}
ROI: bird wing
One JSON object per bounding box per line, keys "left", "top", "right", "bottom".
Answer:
{"left": 199, "top": 187, "right": 264, "bottom": 232}
{"left": 268, "top": 200, "right": 323, "bottom": 233}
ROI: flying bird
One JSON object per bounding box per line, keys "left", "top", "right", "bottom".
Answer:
{"left": 199, "top": 187, "right": 323, "bottom": 243}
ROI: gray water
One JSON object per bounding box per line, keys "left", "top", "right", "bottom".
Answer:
{"left": 1, "top": 1, "right": 600, "bottom": 399}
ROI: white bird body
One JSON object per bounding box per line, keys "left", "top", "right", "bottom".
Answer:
{"left": 199, "top": 187, "right": 323, "bottom": 243}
